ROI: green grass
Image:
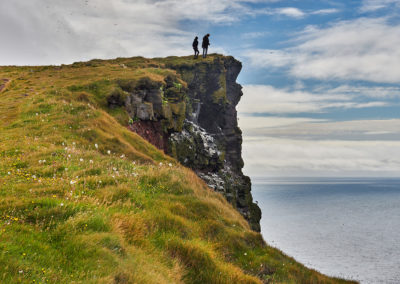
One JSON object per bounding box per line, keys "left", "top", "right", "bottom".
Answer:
{"left": 0, "top": 56, "right": 357, "bottom": 283}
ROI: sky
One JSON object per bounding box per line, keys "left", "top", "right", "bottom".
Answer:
{"left": 1, "top": 0, "right": 400, "bottom": 178}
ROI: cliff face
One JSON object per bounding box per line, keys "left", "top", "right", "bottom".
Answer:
{"left": 120, "top": 55, "right": 261, "bottom": 231}
{"left": 165, "top": 56, "right": 261, "bottom": 231}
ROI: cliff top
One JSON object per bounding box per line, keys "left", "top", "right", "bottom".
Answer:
{"left": 0, "top": 56, "right": 354, "bottom": 283}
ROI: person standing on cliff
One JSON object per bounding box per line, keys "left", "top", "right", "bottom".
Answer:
{"left": 192, "top": 36, "right": 199, "bottom": 59}
{"left": 202, "top": 34, "right": 210, "bottom": 58}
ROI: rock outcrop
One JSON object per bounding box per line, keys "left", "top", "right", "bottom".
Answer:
{"left": 117, "top": 55, "right": 261, "bottom": 231}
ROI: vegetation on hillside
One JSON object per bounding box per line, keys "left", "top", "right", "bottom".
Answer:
{"left": 0, "top": 55, "right": 357, "bottom": 283}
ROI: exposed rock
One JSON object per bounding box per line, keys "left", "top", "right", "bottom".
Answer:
{"left": 129, "top": 121, "right": 168, "bottom": 151}
{"left": 169, "top": 120, "right": 222, "bottom": 170}
{"left": 122, "top": 56, "right": 261, "bottom": 231}
{"left": 165, "top": 56, "right": 261, "bottom": 231}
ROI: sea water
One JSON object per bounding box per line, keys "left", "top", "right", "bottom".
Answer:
{"left": 251, "top": 178, "right": 400, "bottom": 284}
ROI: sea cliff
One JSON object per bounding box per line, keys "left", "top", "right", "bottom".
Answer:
{"left": 115, "top": 55, "right": 261, "bottom": 231}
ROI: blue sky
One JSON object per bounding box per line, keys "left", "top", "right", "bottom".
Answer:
{"left": 1, "top": 0, "right": 400, "bottom": 177}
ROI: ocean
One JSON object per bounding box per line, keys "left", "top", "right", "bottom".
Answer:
{"left": 251, "top": 178, "right": 400, "bottom": 284}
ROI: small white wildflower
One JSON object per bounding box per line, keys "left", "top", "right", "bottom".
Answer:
{"left": 89, "top": 160, "right": 93, "bottom": 164}
{"left": 113, "top": 167, "right": 117, "bottom": 171}
{"left": 168, "top": 163, "right": 172, "bottom": 167}
{"left": 32, "top": 175, "right": 36, "bottom": 179}
{"left": 18, "top": 270, "right": 23, "bottom": 274}
{"left": 107, "top": 150, "right": 111, "bottom": 155}
{"left": 65, "top": 168, "right": 68, "bottom": 171}
{"left": 79, "top": 158, "right": 84, "bottom": 162}
{"left": 70, "top": 180, "right": 76, "bottom": 185}
{"left": 62, "top": 142, "right": 65, "bottom": 146}
{"left": 60, "top": 203, "right": 64, "bottom": 207}
{"left": 95, "top": 143, "right": 98, "bottom": 149}
{"left": 68, "top": 154, "right": 71, "bottom": 158}
{"left": 244, "top": 252, "right": 247, "bottom": 256}
{"left": 72, "top": 142, "right": 76, "bottom": 146}
{"left": 159, "top": 162, "right": 163, "bottom": 166}
{"left": 64, "top": 147, "right": 68, "bottom": 151}
{"left": 38, "top": 179, "right": 42, "bottom": 183}
{"left": 38, "top": 160, "right": 42, "bottom": 164}
{"left": 7, "top": 172, "right": 11, "bottom": 175}
{"left": 99, "top": 180, "right": 102, "bottom": 183}
{"left": 120, "top": 154, "right": 125, "bottom": 158}
{"left": 35, "top": 113, "right": 38, "bottom": 116}
{"left": 43, "top": 160, "right": 46, "bottom": 163}
{"left": 132, "top": 161, "right": 136, "bottom": 165}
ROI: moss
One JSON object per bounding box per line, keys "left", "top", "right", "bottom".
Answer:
{"left": 212, "top": 73, "right": 228, "bottom": 104}
{"left": 107, "top": 88, "right": 128, "bottom": 107}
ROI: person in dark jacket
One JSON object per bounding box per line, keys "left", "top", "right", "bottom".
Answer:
{"left": 192, "top": 36, "right": 199, "bottom": 59}
{"left": 202, "top": 34, "right": 210, "bottom": 58}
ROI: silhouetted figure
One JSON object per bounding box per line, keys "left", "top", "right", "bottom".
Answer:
{"left": 192, "top": 36, "right": 199, "bottom": 59}
{"left": 202, "top": 34, "right": 210, "bottom": 58}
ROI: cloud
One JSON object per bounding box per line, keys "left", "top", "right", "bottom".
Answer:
{"left": 245, "top": 17, "right": 400, "bottom": 83}
{"left": 242, "top": 136, "right": 400, "bottom": 177}
{"left": 324, "top": 85, "right": 400, "bottom": 98}
{"left": 241, "top": 31, "right": 270, "bottom": 39}
{"left": 275, "top": 7, "right": 305, "bottom": 18}
{"left": 240, "top": 117, "right": 400, "bottom": 140}
{"left": 238, "top": 84, "right": 388, "bottom": 114}
{"left": 0, "top": 0, "right": 257, "bottom": 65}
{"left": 311, "top": 8, "right": 340, "bottom": 15}
{"left": 239, "top": 118, "right": 400, "bottom": 177}
{"left": 360, "top": 0, "right": 400, "bottom": 12}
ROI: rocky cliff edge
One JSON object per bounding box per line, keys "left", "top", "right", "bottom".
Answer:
{"left": 106, "top": 54, "right": 261, "bottom": 231}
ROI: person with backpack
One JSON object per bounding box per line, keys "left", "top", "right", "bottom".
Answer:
{"left": 202, "top": 34, "right": 210, "bottom": 58}
{"left": 192, "top": 36, "right": 199, "bottom": 59}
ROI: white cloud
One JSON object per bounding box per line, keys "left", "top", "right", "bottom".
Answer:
{"left": 256, "top": 6, "right": 339, "bottom": 19}
{"left": 324, "top": 85, "right": 400, "bottom": 98}
{"left": 239, "top": 116, "right": 327, "bottom": 130}
{"left": 360, "top": 0, "right": 400, "bottom": 12}
{"left": 239, "top": 118, "right": 400, "bottom": 177}
{"left": 238, "top": 84, "right": 388, "bottom": 114}
{"left": 240, "top": 118, "right": 400, "bottom": 140}
{"left": 241, "top": 31, "right": 270, "bottom": 39}
{"left": 258, "top": 7, "right": 306, "bottom": 18}
{"left": 311, "top": 8, "right": 340, "bottom": 15}
{"left": 275, "top": 7, "right": 305, "bottom": 18}
{"left": 242, "top": 136, "right": 400, "bottom": 177}
{"left": 245, "top": 17, "right": 400, "bottom": 83}
{"left": 0, "top": 0, "right": 256, "bottom": 65}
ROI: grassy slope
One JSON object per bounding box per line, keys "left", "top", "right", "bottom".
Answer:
{"left": 0, "top": 56, "right": 356, "bottom": 284}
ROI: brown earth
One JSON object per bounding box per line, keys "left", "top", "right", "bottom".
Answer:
{"left": 128, "top": 120, "right": 169, "bottom": 151}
